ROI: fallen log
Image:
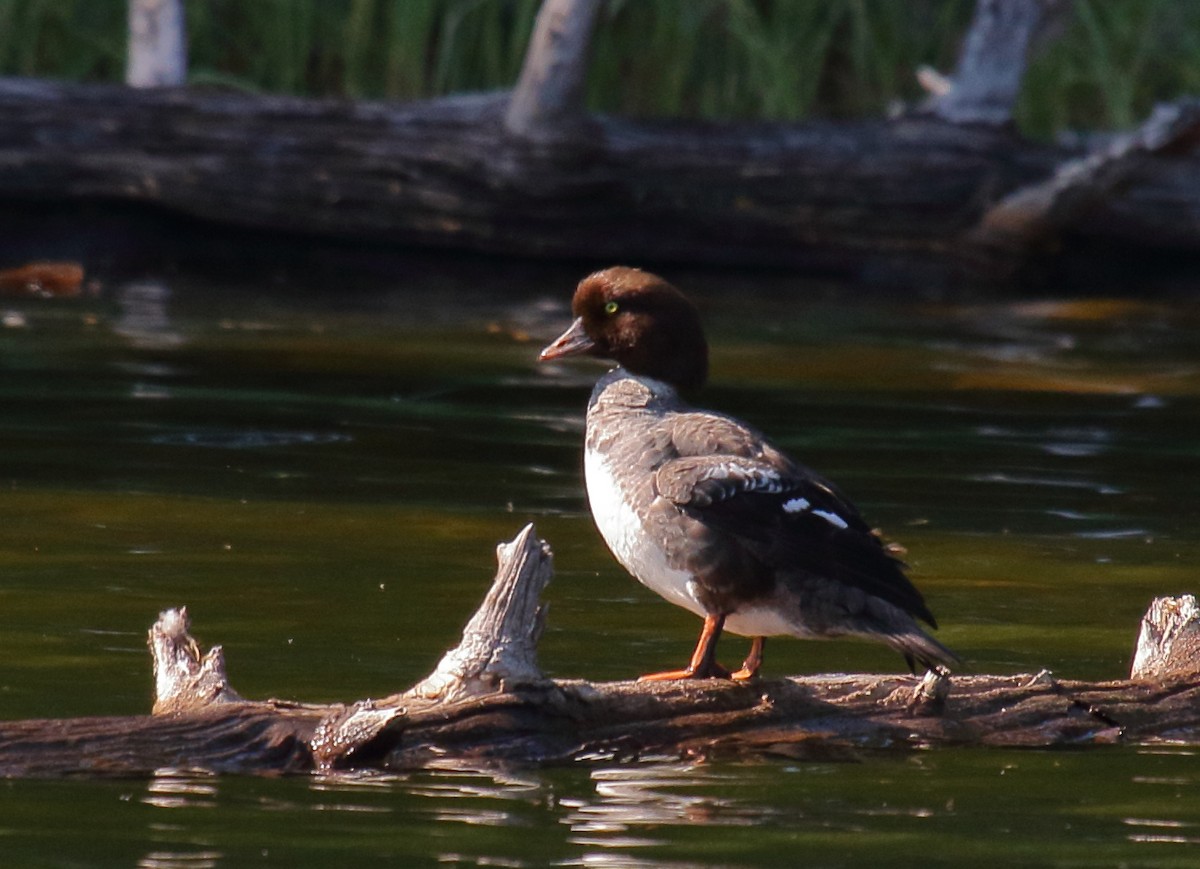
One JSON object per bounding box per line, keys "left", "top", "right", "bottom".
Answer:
{"left": 972, "top": 99, "right": 1200, "bottom": 250}
{"left": 2, "top": 75, "right": 1200, "bottom": 283}
{"left": 0, "top": 525, "right": 1198, "bottom": 779}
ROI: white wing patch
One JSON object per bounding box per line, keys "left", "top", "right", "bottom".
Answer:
{"left": 812, "top": 509, "right": 849, "bottom": 529}
{"left": 783, "top": 494, "right": 849, "bottom": 528}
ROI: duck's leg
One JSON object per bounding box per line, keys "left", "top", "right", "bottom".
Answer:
{"left": 639, "top": 613, "right": 730, "bottom": 680}
{"left": 730, "top": 636, "right": 765, "bottom": 681}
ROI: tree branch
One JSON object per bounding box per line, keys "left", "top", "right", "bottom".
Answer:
{"left": 972, "top": 99, "right": 1200, "bottom": 249}
{"left": 926, "top": 0, "right": 1066, "bottom": 126}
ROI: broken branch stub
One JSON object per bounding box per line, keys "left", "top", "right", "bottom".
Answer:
{"left": 405, "top": 523, "right": 553, "bottom": 704}
{"left": 1131, "top": 595, "right": 1200, "bottom": 680}
{"left": 927, "top": 0, "right": 1066, "bottom": 126}
{"left": 972, "top": 99, "right": 1200, "bottom": 249}
{"left": 150, "top": 606, "right": 243, "bottom": 715}
{"left": 504, "top": 0, "right": 604, "bottom": 141}
{"left": 126, "top": 0, "right": 188, "bottom": 88}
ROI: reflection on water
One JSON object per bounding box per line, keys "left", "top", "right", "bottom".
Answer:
{"left": 115, "top": 281, "right": 184, "bottom": 351}
{"left": 564, "top": 762, "right": 764, "bottom": 863}
{"left": 150, "top": 430, "right": 352, "bottom": 449}
{"left": 568, "top": 763, "right": 759, "bottom": 838}
{"left": 143, "top": 769, "right": 220, "bottom": 810}
{"left": 1123, "top": 747, "right": 1200, "bottom": 846}
{"left": 137, "top": 851, "right": 223, "bottom": 869}
{"left": 138, "top": 770, "right": 224, "bottom": 868}
{"left": 2, "top": 264, "right": 1200, "bottom": 865}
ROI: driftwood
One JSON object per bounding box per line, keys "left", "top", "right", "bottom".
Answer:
{"left": 3, "top": 0, "right": 1200, "bottom": 281}
{"left": 1, "top": 524, "right": 1199, "bottom": 779}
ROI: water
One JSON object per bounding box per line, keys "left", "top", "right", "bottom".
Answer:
{"left": 2, "top": 257, "right": 1200, "bottom": 866}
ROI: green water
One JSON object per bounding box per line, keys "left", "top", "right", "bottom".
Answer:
{"left": 2, "top": 260, "right": 1200, "bottom": 866}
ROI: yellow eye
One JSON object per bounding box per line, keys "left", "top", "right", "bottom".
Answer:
{"left": 604, "top": 301, "right": 619, "bottom": 315}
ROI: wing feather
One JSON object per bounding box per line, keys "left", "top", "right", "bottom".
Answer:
{"left": 653, "top": 450, "right": 936, "bottom": 626}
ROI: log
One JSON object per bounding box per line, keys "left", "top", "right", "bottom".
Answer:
{"left": 973, "top": 99, "right": 1200, "bottom": 250}
{"left": 1, "top": 526, "right": 1199, "bottom": 778}
{"left": 2, "top": 76, "right": 1200, "bottom": 283}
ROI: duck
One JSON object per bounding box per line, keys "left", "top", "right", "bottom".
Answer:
{"left": 539, "top": 266, "right": 956, "bottom": 680}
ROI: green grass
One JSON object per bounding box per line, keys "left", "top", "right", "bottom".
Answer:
{"left": 0, "top": 0, "right": 1197, "bottom": 137}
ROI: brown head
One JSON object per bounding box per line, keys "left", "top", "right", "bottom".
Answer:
{"left": 539, "top": 267, "right": 709, "bottom": 392}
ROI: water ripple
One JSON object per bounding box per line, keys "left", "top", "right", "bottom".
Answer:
{"left": 149, "top": 430, "right": 352, "bottom": 449}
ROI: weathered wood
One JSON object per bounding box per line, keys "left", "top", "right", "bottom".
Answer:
{"left": 126, "top": 0, "right": 187, "bottom": 88}
{"left": 504, "top": 0, "right": 604, "bottom": 141}
{"left": 926, "top": 0, "right": 1066, "bottom": 126}
{"left": 406, "top": 523, "right": 551, "bottom": 704}
{"left": 2, "top": 77, "right": 1200, "bottom": 282}
{"left": 1132, "top": 595, "right": 1200, "bottom": 680}
{"left": 974, "top": 99, "right": 1200, "bottom": 250}
{"left": 1, "top": 528, "right": 1200, "bottom": 778}
{"left": 150, "top": 606, "right": 243, "bottom": 714}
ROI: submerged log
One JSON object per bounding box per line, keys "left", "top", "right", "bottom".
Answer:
{"left": 0, "top": 525, "right": 1199, "bottom": 778}
{"left": 2, "top": 76, "right": 1200, "bottom": 282}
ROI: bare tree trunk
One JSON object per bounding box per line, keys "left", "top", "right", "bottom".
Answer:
{"left": 925, "top": 0, "right": 1067, "bottom": 126}
{"left": 504, "top": 0, "right": 605, "bottom": 141}
{"left": 126, "top": 0, "right": 187, "bottom": 88}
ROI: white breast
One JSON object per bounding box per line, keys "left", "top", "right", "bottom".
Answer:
{"left": 584, "top": 446, "right": 706, "bottom": 618}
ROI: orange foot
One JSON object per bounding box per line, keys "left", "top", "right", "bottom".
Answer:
{"left": 729, "top": 637, "right": 765, "bottom": 681}
{"left": 638, "top": 661, "right": 732, "bottom": 681}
